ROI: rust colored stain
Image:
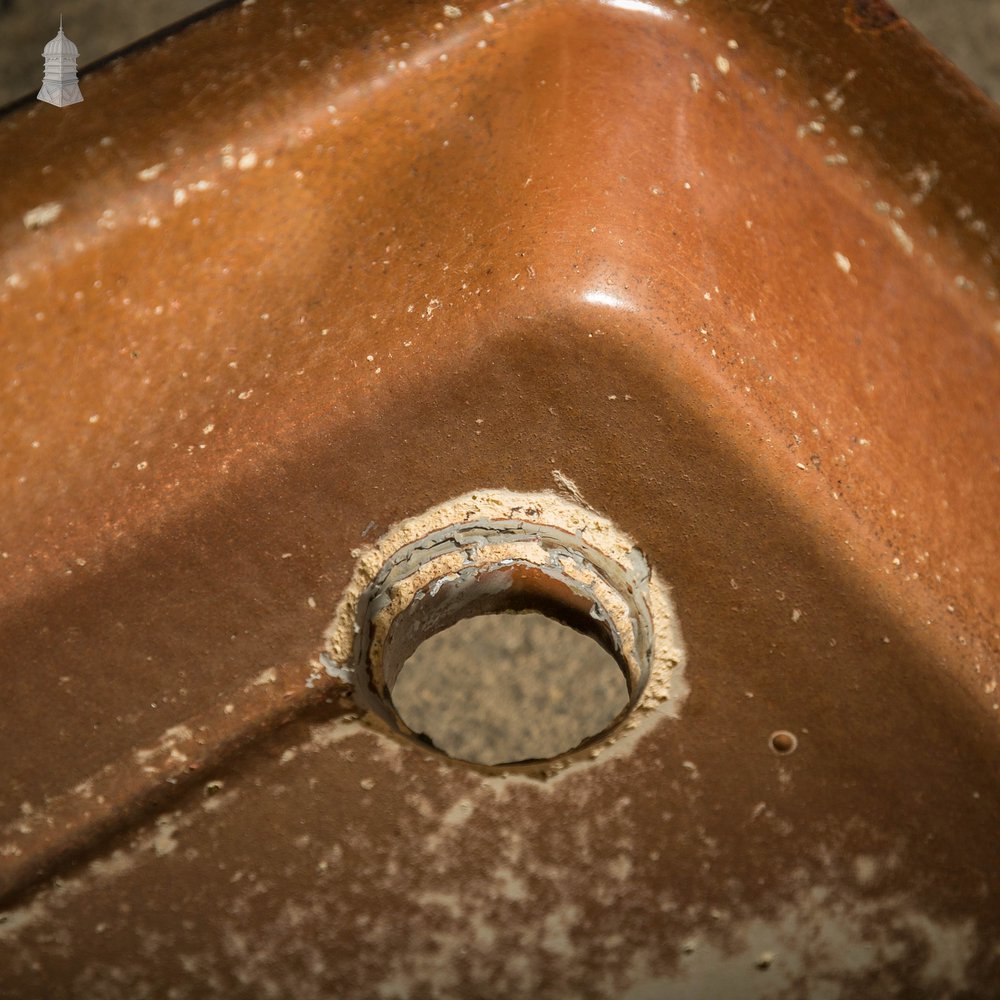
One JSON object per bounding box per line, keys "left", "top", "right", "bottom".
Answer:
{"left": 844, "top": 0, "right": 902, "bottom": 33}
{"left": 0, "top": 0, "right": 998, "bottom": 995}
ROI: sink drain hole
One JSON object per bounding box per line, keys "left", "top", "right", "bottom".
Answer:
{"left": 391, "top": 611, "right": 629, "bottom": 766}
{"left": 323, "top": 490, "right": 686, "bottom": 773}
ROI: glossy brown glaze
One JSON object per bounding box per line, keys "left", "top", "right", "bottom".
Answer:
{"left": 0, "top": 0, "right": 997, "bottom": 995}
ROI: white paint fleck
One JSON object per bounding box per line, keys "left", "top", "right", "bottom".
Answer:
{"left": 689, "top": 72, "right": 701, "bottom": 93}
{"left": 905, "top": 162, "right": 940, "bottom": 205}
{"left": 608, "top": 854, "right": 633, "bottom": 880}
{"left": 137, "top": 163, "right": 167, "bottom": 182}
{"left": 151, "top": 819, "right": 178, "bottom": 857}
{"left": 23, "top": 202, "right": 63, "bottom": 230}
{"left": 541, "top": 904, "right": 582, "bottom": 956}
{"left": 238, "top": 150, "right": 258, "bottom": 171}
{"left": 796, "top": 120, "right": 825, "bottom": 139}
{"left": 551, "top": 470, "right": 589, "bottom": 508}
{"left": 888, "top": 219, "right": 913, "bottom": 255}
{"left": 443, "top": 4, "right": 462, "bottom": 17}
{"left": 850, "top": 857, "right": 879, "bottom": 888}
{"left": 715, "top": 55, "right": 730, "bottom": 75}
{"left": 834, "top": 252, "right": 851, "bottom": 274}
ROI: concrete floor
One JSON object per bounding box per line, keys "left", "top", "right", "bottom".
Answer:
{"left": 894, "top": 0, "right": 1000, "bottom": 101}
{"left": 393, "top": 613, "right": 627, "bottom": 765}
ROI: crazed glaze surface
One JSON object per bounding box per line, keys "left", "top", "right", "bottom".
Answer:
{"left": 0, "top": 0, "right": 998, "bottom": 995}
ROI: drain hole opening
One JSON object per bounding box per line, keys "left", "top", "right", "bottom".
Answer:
{"left": 389, "top": 611, "right": 630, "bottom": 766}
{"left": 333, "top": 492, "right": 686, "bottom": 774}
{"left": 770, "top": 730, "right": 798, "bottom": 755}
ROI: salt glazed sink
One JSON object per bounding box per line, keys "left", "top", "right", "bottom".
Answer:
{"left": 1, "top": 0, "right": 998, "bottom": 995}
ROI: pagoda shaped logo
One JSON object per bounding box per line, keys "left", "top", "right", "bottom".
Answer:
{"left": 38, "top": 17, "right": 84, "bottom": 108}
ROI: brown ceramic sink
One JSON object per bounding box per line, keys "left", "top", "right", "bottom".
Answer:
{"left": 0, "top": 0, "right": 998, "bottom": 994}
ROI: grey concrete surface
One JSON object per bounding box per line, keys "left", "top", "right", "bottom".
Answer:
{"left": 393, "top": 613, "right": 628, "bottom": 765}
{"left": 894, "top": 0, "right": 1000, "bottom": 102}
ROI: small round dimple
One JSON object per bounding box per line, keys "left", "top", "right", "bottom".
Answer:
{"left": 770, "top": 730, "right": 797, "bottom": 755}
